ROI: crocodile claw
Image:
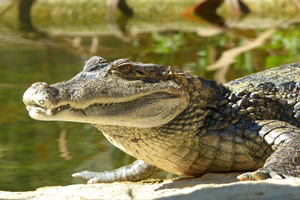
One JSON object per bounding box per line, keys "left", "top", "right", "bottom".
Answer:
{"left": 237, "top": 168, "right": 290, "bottom": 181}
{"left": 72, "top": 171, "right": 102, "bottom": 183}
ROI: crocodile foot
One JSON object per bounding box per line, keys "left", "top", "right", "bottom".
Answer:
{"left": 72, "top": 160, "right": 162, "bottom": 183}
{"left": 72, "top": 171, "right": 106, "bottom": 184}
{"left": 237, "top": 167, "right": 292, "bottom": 181}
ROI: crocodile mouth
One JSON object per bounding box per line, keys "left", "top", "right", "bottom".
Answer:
{"left": 26, "top": 102, "right": 117, "bottom": 116}
{"left": 53, "top": 102, "right": 116, "bottom": 115}
{"left": 24, "top": 79, "right": 188, "bottom": 127}
{"left": 25, "top": 91, "right": 187, "bottom": 127}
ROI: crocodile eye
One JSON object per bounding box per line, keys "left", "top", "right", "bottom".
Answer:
{"left": 117, "top": 64, "right": 133, "bottom": 75}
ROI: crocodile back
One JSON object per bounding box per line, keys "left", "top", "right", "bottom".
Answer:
{"left": 225, "top": 63, "right": 300, "bottom": 93}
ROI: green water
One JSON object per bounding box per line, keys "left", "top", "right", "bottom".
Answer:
{"left": 1, "top": 0, "right": 300, "bottom": 191}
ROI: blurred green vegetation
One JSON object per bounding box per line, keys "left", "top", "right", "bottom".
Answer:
{"left": 259, "top": 29, "right": 300, "bottom": 68}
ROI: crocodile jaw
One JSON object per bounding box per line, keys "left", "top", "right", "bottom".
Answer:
{"left": 23, "top": 82, "right": 188, "bottom": 128}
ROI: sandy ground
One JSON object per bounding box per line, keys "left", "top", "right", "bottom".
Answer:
{"left": 1, "top": 173, "right": 300, "bottom": 200}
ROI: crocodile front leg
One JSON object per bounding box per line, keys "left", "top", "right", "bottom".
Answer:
{"left": 72, "top": 159, "right": 162, "bottom": 183}
{"left": 238, "top": 120, "right": 300, "bottom": 181}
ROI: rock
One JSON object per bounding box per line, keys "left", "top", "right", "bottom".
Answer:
{"left": 1, "top": 173, "right": 300, "bottom": 200}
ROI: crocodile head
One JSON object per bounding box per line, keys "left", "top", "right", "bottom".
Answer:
{"left": 23, "top": 56, "right": 193, "bottom": 128}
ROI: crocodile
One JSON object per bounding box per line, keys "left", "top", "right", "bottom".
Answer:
{"left": 23, "top": 56, "right": 300, "bottom": 183}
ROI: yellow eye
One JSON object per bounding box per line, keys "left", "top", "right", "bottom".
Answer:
{"left": 118, "top": 64, "right": 133, "bottom": 75}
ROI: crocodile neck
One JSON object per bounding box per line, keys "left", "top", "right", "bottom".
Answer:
{"left": 92, "top": 78, "right": 229, "bottom": 175}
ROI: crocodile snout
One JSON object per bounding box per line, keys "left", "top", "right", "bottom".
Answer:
{"left": 23, "top": 82, "right": 59, "bottom": 108}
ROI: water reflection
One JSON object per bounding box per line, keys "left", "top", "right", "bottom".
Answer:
{"left": 19, "top": 0, "right": 36, "bottom": 32}
{"left": 0, "top": 0, "right": 300, "bottom": 191}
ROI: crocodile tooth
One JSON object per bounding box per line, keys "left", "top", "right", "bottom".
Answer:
{"left": 47, "top": 109, "right": 52, "bottom": 115}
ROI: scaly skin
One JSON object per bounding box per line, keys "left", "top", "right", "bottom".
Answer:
{"left": 23, "top": 57, "right": 300, "bottom": 183}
